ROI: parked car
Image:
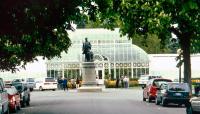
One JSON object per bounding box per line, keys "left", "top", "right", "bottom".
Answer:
{"left": 186, "top": 96, "right": 200, "bottom": 114}
{"left": 0, "top": 78, "right": 9, "bottom": 114}
{"left": 11, "top": 82, "right": 30, "bottom": 107}
{"left": 138, "top": 75, "right": 162, "bottom": 87}
{"left": 34, "top": 77, "right": 57, "bottom": 91}
{"left": 155, "top": 82, "right": 190, "bottom": 107}
{"left": 143, "top": 78, "right": 172, "bottom": 102}
{"left": 25, "top": 78, "right": 35, "bottom": 91}
{"left": 4, "top": 86, "right": 21, "bottom": 112}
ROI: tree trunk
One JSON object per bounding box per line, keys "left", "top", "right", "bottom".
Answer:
{"left": 180, "top": 34, "right": 192, "bottom": 93}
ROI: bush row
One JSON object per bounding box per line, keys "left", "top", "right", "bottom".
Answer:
{"left": 104, "top": 80, "right": 139, "bottom": 88}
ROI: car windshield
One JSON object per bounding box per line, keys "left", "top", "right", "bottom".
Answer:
{"left": 168, "top": 83, "right": 189, "bottom": 92}
{"left": 149, "top": 76, "right": 161, "bottom": 79}
{"left": 5, "top": 88, "right": 16, "bottom": 95}
{"left": 12, "top": 83, "right": 23, "bottom": 91}
{"left": 139, "top": 76, "right": 149, "bottom": 80}
{"left": 153, "top": 79, "right": 171, "bottom": 87}
{"left": 27, "top": 78, "right": 34, "bottom": 82}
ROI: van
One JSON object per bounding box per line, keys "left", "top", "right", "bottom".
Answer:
{"left": 34, "top": 77, "right": 57, "bottom": 91}
{"left": 0, "top": 78, "right": 9, "bottom": 114}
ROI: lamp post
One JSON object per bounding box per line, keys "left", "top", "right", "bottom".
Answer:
{"left": 176, "top": 49, "right": 183, "bottom": 83}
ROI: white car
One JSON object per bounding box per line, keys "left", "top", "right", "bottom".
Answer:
{"left": 138, "top": 75, "right": 162, "bottom": 86}
{"left": 186, "top": 96, "right": 200, "bottom": 114}
{"left": 34, "top": 78, "right": 57, "bottom": 91}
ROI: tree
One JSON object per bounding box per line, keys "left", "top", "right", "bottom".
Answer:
{"left": 131, "top": 34, "right": 170, "bottom": 54}
{"left": 0, "top": 0, "right": 97, "bottom": 72}
{"left": 94, "top": 0, "right": 200, "bottom": 90}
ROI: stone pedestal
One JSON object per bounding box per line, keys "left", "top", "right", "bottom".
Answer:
{"left": 78, "top": 62, "right": 102, "bottom": 92}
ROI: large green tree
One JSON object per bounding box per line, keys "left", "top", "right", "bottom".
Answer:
{"left": 94, "top": 0, "right": 200, "bottom": 90}
{"left": 0, "top": 0, "right": 97, "bottom": 72}
{"left": 131, "top": 34, "right": 170, "bottom": 54}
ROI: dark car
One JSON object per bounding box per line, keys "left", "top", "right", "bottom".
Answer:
{"left": 11, "top": 82, "right": 30, "bottom": 107}
{"left": 143, "top": 78, "right": 172, "bottom": 102}
{"left": 4, "top": 86, "right": 21, "bottom": 112}
{"left": 155, "top": 82, "right": 190, "bottom": 106}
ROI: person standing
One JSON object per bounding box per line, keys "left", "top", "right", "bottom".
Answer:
{"left": 116, "top": 78, "right": 119, "bottom": 88}
{"left": 76, "top": 78, "right": 80, "bottom": 88}
{"left": 120, "top": 76, "right": 124, "bottom": 88}
{"left": 58, "top": 77, "right": 63, "bottom": 90}
{"left": 123, "top": 76, "right": 129, "bottom": 88}
{"left": 63, "top": 78, "right": 68, "bottom": 91}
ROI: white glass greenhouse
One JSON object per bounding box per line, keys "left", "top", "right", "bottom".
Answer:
{"left": 46, "top": 28, "right": 149, "bottom": 81}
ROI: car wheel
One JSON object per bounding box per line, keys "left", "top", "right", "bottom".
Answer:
{"left": 1, "top": 106, "right": 4, "bottom": 114}
{"left": 161, "top": 98, "right": 167, "bottom": 107}
{"left": 39, "top": 86, "right": 43, "bottom": 91}
{"left": 52, "top": 89, "right": 56, "bottom": 91}
{"left": 21, "top": 101, "right": 25, "bottom": 107}
{"left": 17, "top": 103, "right": 21, "bottom": 110}
{"left": 12, "top": 103, "right": 17, "bottom": 113}
{"left": 186, "top": 105, "right": 193, "bottom": 114}
{"left": 21, "top": 97, "right": 26, "bottom": 107}
{"left": 155, "top": 97, "right": 160, "bottom": 105}
{"left": 26, "top": 100, "right": 30, "bottom": 106}
{"left": 142, "top": 92, "right": 146, "bottom": 101}
{"left": 26, "top": 95, "right": 30, "bottom": 106}
{"left": 148, "top": 96, "right": 152, "bottom": 103}
{"left": 5, "top": 106, "right": 9, "bottom": 114}
{"left": 143, "top": 96, "right": 146, "bottom": 101}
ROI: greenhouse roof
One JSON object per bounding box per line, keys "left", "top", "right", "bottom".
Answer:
{"left": 48, "top": 28, "right": 149, "bottom": 63}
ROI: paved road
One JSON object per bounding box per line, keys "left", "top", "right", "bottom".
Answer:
{"left": 18, "top": 88, "right": 186, "bottom": 114}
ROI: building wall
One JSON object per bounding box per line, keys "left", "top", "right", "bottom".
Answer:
{"left": 149, "top": 54, "right": 200, "bottom": 80}
{"left": 0, "top": 55, "right": 199, "bottom": 81}
{"left": 0, "top": 57, "right": 47, "bottom": 81}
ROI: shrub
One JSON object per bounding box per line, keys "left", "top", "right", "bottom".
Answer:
{"left": 104, "top": 79, "right": 139, "bottom": 88}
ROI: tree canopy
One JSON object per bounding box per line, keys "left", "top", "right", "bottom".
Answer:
{"left": 93, "top": 0, "right": 200, "bottom": 90}
{"left": 1, "top": 0, "right": 200, "bottom": 90}
{"left": 0, "top": 0, "right": 94, "bottom": 72}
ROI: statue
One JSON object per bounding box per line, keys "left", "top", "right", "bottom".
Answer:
{"left": 82, "top": 38, "right": 93, "bottom": 62}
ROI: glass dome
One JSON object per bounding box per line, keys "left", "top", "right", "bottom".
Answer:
{"left": 48, "top": 28, "right": 149, "bottom": 64}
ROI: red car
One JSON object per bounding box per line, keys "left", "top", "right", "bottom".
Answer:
{"left": 5, "top": 86, "right": 21, "bottom": 112}
{"left": 143, "top": 78, "right": 172, "bottom": 102}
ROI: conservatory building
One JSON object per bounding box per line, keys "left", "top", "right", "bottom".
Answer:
{"left": 46, "top": 28, "right": 149, "bottom": 83}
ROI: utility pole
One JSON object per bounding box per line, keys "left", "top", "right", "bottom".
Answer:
{"left": 176, "top": 49, "right": 183, "bottom": 83}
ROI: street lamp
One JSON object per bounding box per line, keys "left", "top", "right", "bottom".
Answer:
{"left": 176, "top": 49, "right": 183, "bottom": 83}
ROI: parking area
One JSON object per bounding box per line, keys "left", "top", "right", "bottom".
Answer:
{"left": 15, "top": 88, "right": 185, "bottom": 114}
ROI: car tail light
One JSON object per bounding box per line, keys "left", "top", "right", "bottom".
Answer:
{"left": 10, "top": 96, "right": 16, "bottom": 103}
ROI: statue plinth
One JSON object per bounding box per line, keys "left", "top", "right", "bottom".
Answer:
{"left": 78, "top": 62, "right": 102, "bottom": 92}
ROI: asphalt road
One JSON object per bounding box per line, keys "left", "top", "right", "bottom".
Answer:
{"left": 17, "top": 88, "right": 186, "bottom": 114}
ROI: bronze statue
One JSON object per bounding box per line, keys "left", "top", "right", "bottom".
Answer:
{"left": 82, "top": 38, "right": 93, "bottom": 62}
